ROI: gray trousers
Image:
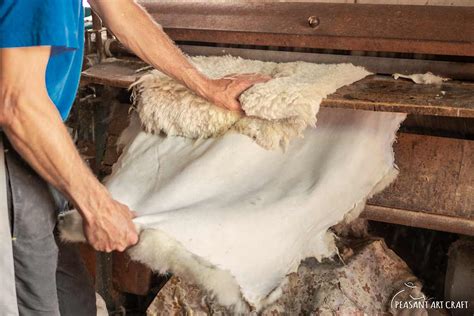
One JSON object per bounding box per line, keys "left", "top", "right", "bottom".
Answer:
{"left": 4, "top": 137, "right": 96, "bottom": 316}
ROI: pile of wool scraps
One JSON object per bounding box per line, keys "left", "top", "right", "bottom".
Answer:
{"left": 132, "top": 55, "right": 371, "bottom": 149}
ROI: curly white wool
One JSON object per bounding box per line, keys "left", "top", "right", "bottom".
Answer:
{"left": 132, "top": 56, "right": 371, "bottom": 149}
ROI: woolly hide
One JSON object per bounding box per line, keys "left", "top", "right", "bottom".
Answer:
{"left": 60, "top": 106, "right": 405, "bottom": 312}
{"left": 132, "top": 56, "right": 371, "bottom": 149}
{"left": 60, "top": 56, "right": 406, "bottom": 312}
{"left": 393, "top": 72, "right": 450, "bottom": 85}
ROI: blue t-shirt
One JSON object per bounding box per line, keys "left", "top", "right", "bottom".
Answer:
{"left": 0, "top": 0, "right": 84, "bottom": 121}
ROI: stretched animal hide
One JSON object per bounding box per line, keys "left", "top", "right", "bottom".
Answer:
{"left": 132, "top": 56, "right": 371, "bottom": 149}
{"left": 60, "top": 56, "right": 406, "bottom": 312}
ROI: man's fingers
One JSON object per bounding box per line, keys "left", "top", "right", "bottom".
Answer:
{"left": 206, "top": 73, "right": 273, "bottom": 112}
{"left": 98, "top": 239, "right": 135, "bottom": 253}
{"left": 236, "top": 75, "right": 271, "bottom": 92}
{"left": 223, "top": 73, "right": 239, "bottom": 79}
{"left": 235, "top": 73, "right": 272, "bottom": 82}
{"left": 129, "top": 231, "right": 139, "bottom": 245}
{"left": 99, "top": 236, "right": 136, "bottom": 253}
{"left": 225, "top": 74, "right": 272, "bottom": 112}
{"left": 226, "top": 99, "right": 242, "bottom": 112}
{"left": 226, "top": 73, "right": 272, "bottom": 84}
{"left": 113, "top": 232, "right": 139, "bottom": 253}
{"left": 251, "top": 75, "right": 272, "bottom": 84}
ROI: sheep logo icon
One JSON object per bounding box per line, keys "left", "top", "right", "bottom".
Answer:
{"left": 390, "top": 281, "right": 429, "bottom": 310}
{"left": 390, "top": 282, "right": 470, "bottom": 311}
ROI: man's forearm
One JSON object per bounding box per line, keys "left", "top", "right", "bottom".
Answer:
{"left": 2, "top": 96, "right": 137, "bottom": 251}
{"left": 0, "top": 47, "right": 106, "bottom": 223}
{"left": 2, "top": 95, "right": 109, "bottom": 223}
{"left": 90, "top": 0, "right": 211, "bottom": 98}
{"left": 89, "top": 1, "right": 270, "bottom": 111}
{"left": 0, "top": 46, "right": 137, "bottom": 252}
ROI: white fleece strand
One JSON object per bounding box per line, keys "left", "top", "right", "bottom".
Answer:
{"left": 132, "top": 55, "right": 371, "bottom": 149}
{"left": 393, "top": 72, "right": 450, "bottom": 85}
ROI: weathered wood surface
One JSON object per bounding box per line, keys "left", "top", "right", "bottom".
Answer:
{"left": 107, "top": 43, "right": 474, "bottom": 80}
{"left": 368, "top": 133, "right": 474, "bottom": 222}
{"left": 445, "top": 239, "right": 474, "bottom": 316}
{"left": 146, "top": 239, "right": 429, "bottom": 315}
{"left": 180, "top": 45, "right": 474, "bottom": 81}
{"left": 79, "top": 244, "right": 97, "bottom": 280}
{"left": 356, "top": 0, "right": 474, "bottom": 5}
{"left": 81, "top": 59, "right": 146, "bottom": 89}
{"left": 140, "top": 0, "right": 474, "bottom": 5}
{"left": 81, "top": 59, "right": 474, "bottom": 118}
{"left": 326, "top": 76, "right": 474, "bottom": 118}
{"left": 138, "top": 2, "right": 474, "bottom": 56}
{"left": 112, "top": 252, "right": 153, "bottom": 295}
{"left": 362, "top": 205, "right": 474, "bottom": 236}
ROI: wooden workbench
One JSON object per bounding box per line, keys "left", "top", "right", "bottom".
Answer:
{"left": 80, "top": 56, "right": 474, "bottom": 236}
{"left": 78, "top": 2, "right": 474, "bottom": 303}
{"left": 82, "top": 58, "right": 474, "bottom": 118}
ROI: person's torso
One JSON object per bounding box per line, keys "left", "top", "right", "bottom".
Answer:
{"left": 0, "top": 0, "right": 84, "bottom": 121}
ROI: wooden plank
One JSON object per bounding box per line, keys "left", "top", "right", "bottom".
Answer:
{"left": 361, "top": 205, "right": 474, "bottom": 236}
{"left": 369, "top": 133, "right": 474, "bottom": 221}
{"left": 107, "top": 44, "right": 474, "bottom": 80}
{"left": 179, "top": 45, "right": 474, "bottom": 81}
{"left": 402, "top": 115, "right": 474, "bottom": 139}
{"left": 84, "top": 86, "right": 474, "bottom": 234}
{"left": 81, "top": 58, "right": 147, "bottom": 88}
{"left": 141, "top": 0, "right": 474, "bottom": 5}
{"left": 358, "top": 0, "right": 474, "bottom": 5}
{"left": 112, "top": 252, "right": 153, "bottom": 295}
{"left": 138, "top": 2, "right": 474, "bottom": 56}
{"left": 81, "top": 59, "right": 474, "bottom": 118}
{"left": 325, "top": 76, "right": 474, "bottom": 118}
{"left": 79, "top": 244, "right": 97, "bottom": 280}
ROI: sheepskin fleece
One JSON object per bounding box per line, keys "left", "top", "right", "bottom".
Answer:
{"left": 393, "top": 72, "right": 450, "bottom": 85}
{"left": 132, "top": 56, "right": 371, "bottom": 149}
{"left": 61, "top": 106, "right": 405, "bottom": 311}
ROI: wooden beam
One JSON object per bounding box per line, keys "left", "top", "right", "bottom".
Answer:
{"left": 138, "top": 2, "right": 474, "bottom": 56}
{"left": 179, "top": 45, "right": 474, "bottom": 81}
{"left": 81, "top": 58, "right": 474, "bottom": 118}
{"left": 112, "top": 252, "right": 153, "bottom": 295}
{"left": 107, "top": 44, "right": 474, "bottom": 81}
{"left": 370, "top": 133, "right": 474, "bottom": 221}
{"left": 362, "top": 205, "right": 474, "bottom": 236}
{"left": 85, "top": 87, "right": 474, "bottom": 235}
{"left": 325, "top": 76, "right": 474, "bottom": 118}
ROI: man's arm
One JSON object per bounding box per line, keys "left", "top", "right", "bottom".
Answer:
{"left": 0, "top": 46, "right": 137, "bottom": 252}
{"left": 88, "top": 0, "right": 270, "bottom": 111}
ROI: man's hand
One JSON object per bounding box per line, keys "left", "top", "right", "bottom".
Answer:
{"left": 0, "top": 46, "right": 138, "bottom": 253}
{"left": 89, "top": 1, "right": 271, "bottom": 113}
{"left": 204, "top": 74, "right": 272, "bottom": 112}
{"left": 82, "top": 197, "right": 138, "bottom": 253}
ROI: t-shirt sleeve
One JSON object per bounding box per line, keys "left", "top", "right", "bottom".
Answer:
{"left": 0, "top": 0, "right": 80, "bottom": 50}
